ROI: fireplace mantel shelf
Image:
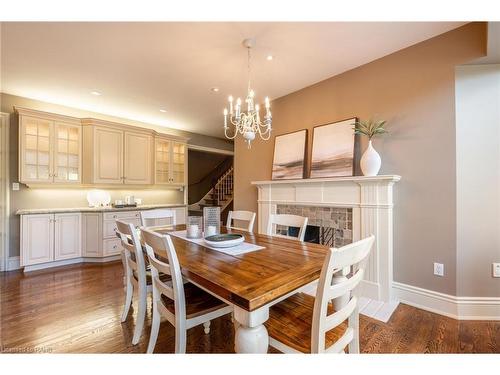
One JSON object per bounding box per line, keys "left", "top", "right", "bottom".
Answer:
{"left": 251, "top": 175, "right": 401, "bottom": 186}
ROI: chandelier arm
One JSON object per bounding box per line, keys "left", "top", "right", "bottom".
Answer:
{"left": 224, "top": 127, "right": 239, "bottom": 140}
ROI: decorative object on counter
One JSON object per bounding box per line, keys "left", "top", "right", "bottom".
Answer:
{"left": 203, "top": 206, "right": 221, "bottom": 238}
{"left": 310, "top": 117, "right": 357, "bottom": 178}
{"left": 134, "top": 198, "right": 142, "bottom": 205}
{"left": 223, "top": 38, "right": 272, "bottom": 148}
{"left": 125, "top": 195, "right": 135, "bottom": 205}
{"left": 271, "top": 129, "right": 307, "bottom": 180}
{"left": 112, "top": 202, "right": 137, "bottom": 208}
{"left": 204, "top": 233, "right": 245, "bottom": 248}
{"left": 186, "top": 216, "right": 203, "bottom": 239}
{"left": 354, "top": 118, "right": 388, "bottom": 176}
{"left": 86, "top": 189, "right": 111, "bottom": 208}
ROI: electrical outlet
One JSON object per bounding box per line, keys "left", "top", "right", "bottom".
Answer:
{"left": 12, "top": 182, "right": 19, "bottom": 191}
{"left": 493, "top": 263, "right": 500, "bottom": 278}
{"left": 433, "top": 262, "right": 444, "bottom": 277}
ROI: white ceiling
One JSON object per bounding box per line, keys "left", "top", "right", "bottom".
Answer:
{"left": 1, "top": 22, "right": 465, "bottom": 138}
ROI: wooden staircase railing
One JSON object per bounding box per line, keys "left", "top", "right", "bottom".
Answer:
{"left": 189, "top": 166, "right": 234, "bottom": 213}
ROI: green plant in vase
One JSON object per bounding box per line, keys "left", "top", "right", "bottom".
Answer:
{"left": 354, "top": 119, "right": 388, "bottom": 176}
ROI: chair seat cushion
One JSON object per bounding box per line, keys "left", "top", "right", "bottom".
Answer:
{"left": 265, "top": 292, "right": 348, "bottom": 353}
{"left": 161, "top": 283, "right": 228, "bottom": 319}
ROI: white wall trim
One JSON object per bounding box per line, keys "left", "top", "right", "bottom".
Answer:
{"left": 7, "top": 255, "right": 121, "bottom": 272}
{"left": 0, "top": 112, "right": 10, "bottom": 272}
{"left": 392, "top": 281, "right": 500, "bottom": 321}
{"left": 188, "top": 144, "right": 234, "bottom": 155}
{"left": 22, "top": 256, "right": 121, "bottom": 272}
{"left": 7, "top": 256, "right": 20, "bottom": 271}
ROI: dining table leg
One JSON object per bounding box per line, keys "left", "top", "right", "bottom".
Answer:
{"left": 233, "top": 306, "right": 269, "bottom": 353}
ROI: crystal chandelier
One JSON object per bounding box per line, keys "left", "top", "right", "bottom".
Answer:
{"left": 223, "top": 38, "right": 272, "bottom": 148}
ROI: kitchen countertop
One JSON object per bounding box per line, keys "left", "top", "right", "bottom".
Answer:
{"left": 16, "top": 204, "right": 187, "bottom": 215}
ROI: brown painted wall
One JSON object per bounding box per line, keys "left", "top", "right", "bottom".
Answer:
{"left": 234, "top": 23, "right": 487, "bottom": 296}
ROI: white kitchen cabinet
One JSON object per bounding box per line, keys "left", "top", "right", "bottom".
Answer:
{"left": 92, "top": 126, "right": 124, "bottom": 184}
{"left": 18, "top": 108, "right": 82, "bottom": 185}
{"left": 82, "top": 213, "right": 102, "bottom": 257}
{"left": 54, "top": 213, "right": 82, "bottom": 261}
{"left": 83, "top": 120, "right": 156, "bottom": 185}
{"left": 20, "top": 206, "right": 186, "bottom": 271}
{"left": 155, "top": 138, "right": 187, "bottom": 185}
{"left": 21, "top": 212, "right": 82, "bottom": 266}
{"left": 124, "top": 131, "right": 153, "bottom": 184}
{"left": 101, "top": 210, "right": 141, "bottom": 257}
{"left": 21, "top": 214, "right": 54, "bottom": 266}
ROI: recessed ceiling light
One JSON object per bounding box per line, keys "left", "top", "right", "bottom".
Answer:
{"left": 211, "top": 87, "right": 220, "bottom": 92}
{"left": 159, "top": 109, "right": 167, "bottom": 113}
{"left": 266, "top": 55, "right": 274, "bottom": 61}
{"left": 90, "top": 91, "right": 102, "bottom": 96}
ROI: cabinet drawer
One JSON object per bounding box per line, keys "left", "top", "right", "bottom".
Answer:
{"left": 103, "top": 218, "right": 141, "bottom": 238}
{"left": 103, "top": 238, "right": 122, "bottom": 256}
{"left": 103, "top": 211, "right": 140, "bottom": 221}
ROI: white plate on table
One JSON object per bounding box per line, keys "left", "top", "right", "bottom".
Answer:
{"left": 204, "top": 234, "right": 245, "bottom": 248}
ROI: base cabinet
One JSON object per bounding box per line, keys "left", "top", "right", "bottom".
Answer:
{"left": 54, "top": 213, "right": 82, "bottom": 260}
{"left": 21, "top": 213, "right": 81, "bottom": 266}
{"left": 82, "top": 213, "right": 102, "bottom": 257}
{"left": 21, "top": 214, "right": 54, "bottom": 266}
{"left": 20, "top": 206, "right": 187, "bottom": 270}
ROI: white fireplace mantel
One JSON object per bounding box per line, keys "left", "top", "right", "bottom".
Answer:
{"left": 251, "top": 175, "right": 401, "bottom": 302}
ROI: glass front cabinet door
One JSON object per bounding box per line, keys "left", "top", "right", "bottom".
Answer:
{"left": 155, "top": 138, "right": 186, "bottom": 185}
{"left": 19, "top": 111, "right": 82, "bottom": 185}
{"left": 171, "top": 142, "right": 186, "bottom": 184}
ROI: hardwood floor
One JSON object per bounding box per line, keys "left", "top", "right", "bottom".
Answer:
{"left": 0, "top": 262, "right": 498, "bottom": 354}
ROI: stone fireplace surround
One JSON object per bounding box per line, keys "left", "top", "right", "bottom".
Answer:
{"left": 252, "top": 175, "right": 400, "bottom": 303}
{"left": 276, "top": 205, "right": 353, "bottom": 248}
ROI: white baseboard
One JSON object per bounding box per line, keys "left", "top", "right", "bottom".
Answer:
{"left": 392, "top": 281, "right": 500, "bottom": 321}
{"left": 21, "top": 256, "right": 121, "bottom": 272}
{"left": 7, "top": 256, "right": 20, "bottom": 271}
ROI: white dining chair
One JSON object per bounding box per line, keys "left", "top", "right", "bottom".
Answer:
{"left": 116, "top": 220, "right": 152, "bottom": 345}
{"left": 226, "top": 210, "right": 256, "bottom": 232}
{"left": 264, "top": 235, "right": 375, "bottom": 354}
{"left": 141, "top": 228, "right": 233, "bottom": 353}
{"left": 267, "top": 213, "right": 308, "bottom": 241}
{"left": 140, "top": 208, "right": 176, "bottom": 227}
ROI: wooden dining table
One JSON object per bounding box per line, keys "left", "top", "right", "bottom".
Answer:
{"left": 145, "top": 224, "right": 329, "bottom": 353}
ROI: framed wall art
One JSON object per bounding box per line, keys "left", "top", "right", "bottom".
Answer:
{"left": 310, "top": 117, "right": 357, "bottom": 178}
{"left": 271, "top": 129, "right": 307, "bottom": 180}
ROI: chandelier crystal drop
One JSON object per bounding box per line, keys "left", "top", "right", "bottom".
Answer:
{"left": 223, "top": 38, "right": 272, "bottom": 148}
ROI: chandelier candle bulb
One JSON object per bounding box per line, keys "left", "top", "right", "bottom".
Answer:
{"left": 236, "top": 98, "right": 241, "bottom": 118}
{"left": 228, "top": 95, "right": 233, "bottom": 114}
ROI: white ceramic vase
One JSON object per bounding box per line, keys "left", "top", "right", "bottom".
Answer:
{"left": 360, "top": 140, "right": 381, "bottom": 176}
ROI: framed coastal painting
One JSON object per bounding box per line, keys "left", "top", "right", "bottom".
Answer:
{"left": 271, "top": 129, "right": 307, "bottom": 180}
{"left": 310, "top": 117, "right": 357, "bottom": 178}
